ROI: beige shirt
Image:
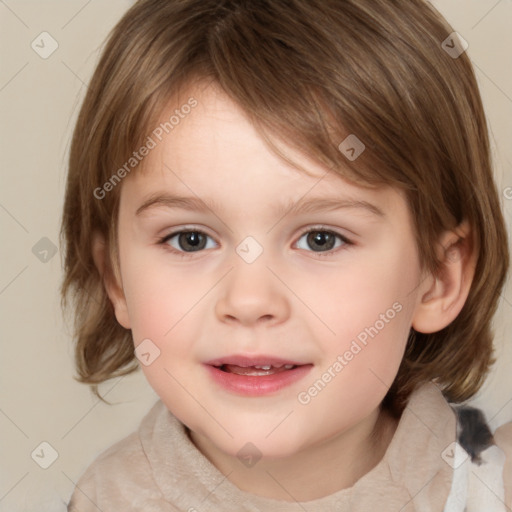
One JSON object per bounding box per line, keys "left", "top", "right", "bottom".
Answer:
{"left": 68, "top": 381, "right": 511, "bottom": 511}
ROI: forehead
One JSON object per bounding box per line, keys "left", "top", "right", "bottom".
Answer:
{"left": 120, "top": 83, "right": 407, "bottom": 222}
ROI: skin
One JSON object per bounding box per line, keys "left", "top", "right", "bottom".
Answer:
{"left": 94, "top": 82, "right": 475, "bottom": 501}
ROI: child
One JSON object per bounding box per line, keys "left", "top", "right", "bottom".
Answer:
{"left": 61, "top": 0, "right": 512, "bottom": 510}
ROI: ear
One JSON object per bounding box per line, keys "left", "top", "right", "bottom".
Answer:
{"left": 91, "top": 231, "right": 131, "bottom": 329}
{"left": 412, "top": 221, "right": 476, "bottom": 333}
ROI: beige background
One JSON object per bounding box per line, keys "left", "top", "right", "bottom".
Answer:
{"left": 0, "top": 1, "right": 511, "bottom": 510}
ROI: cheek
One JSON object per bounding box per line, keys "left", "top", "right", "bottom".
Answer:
{"left": 120, "top": 247, "right": 203, "bottom": 340}
{"left": 296, "top": 299, "right": 413, "bottom": 437}
{"left": 119, "top": 254, "right": 211, "bottom": 386}
{"left": 121, "top": 264, "right": 204, "bottom": 411}
{"left": 303, "top": 243, "right": 419, "bottom": 385}
{"left": 309, "top": 249, "right": 418, "bottom": 338}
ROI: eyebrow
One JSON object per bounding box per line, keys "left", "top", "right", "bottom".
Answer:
{"left": 135, "top": 193, "right": 385, "bottom": 218}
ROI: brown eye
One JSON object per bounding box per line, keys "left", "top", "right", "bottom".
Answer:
{"left": 307, "top": 231, "right": 337, "bottom": 251}
{"left": 163, "top": 230, "right": 216, "bottom": 253}
{"left": 296, "top": 229, "right": 349, "bottom": 254}
{"left": 177, "top": 232, "right": 207, "bottom": 251}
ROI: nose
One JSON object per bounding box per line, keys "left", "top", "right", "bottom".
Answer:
{"left": 215, "top": 259, "right": 291, "bottom": 327}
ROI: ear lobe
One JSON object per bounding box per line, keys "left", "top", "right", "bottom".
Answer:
{"left": 412, "top": 221, "right": 476, "bottom": 334}
{"left": 91, "top": 231, "right": 131, "bottom": 329}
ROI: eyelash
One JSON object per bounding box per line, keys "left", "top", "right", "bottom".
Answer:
{"left": 158, "top": 226, "right": 354, "bottom": 259}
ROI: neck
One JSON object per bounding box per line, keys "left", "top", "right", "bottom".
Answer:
{"left": 189, "top": 405, "right": 399, "bottom": 502}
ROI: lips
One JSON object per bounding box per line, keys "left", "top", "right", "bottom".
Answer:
{"left": 220, "top": 363, "right": 295, "bottom": 376}
{"left": 203, "top": 355, "right": 312, "bottom": 395}
{"left": 205, "top": 355, "right": 303, "bottom": 376}
{"left": 205, "top": 355, "right": 304, "bottom": 368}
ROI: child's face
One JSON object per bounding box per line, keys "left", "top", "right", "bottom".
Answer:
{"left": 112, "top": 83, "right": 428, "bottom": 460}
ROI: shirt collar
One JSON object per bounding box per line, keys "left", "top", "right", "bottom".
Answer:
{"left": 140, "top": 380, "right": 456, "bottom": 511}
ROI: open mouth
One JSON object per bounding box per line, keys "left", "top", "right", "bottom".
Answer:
{"left": 203, "top": 354, "right": 313, "bottom": 396}
{"left": 204, "top": 356, "right": 312, "bottom": 395}
{"left": 214, "top": 363, "right": 297, "bottom": 376}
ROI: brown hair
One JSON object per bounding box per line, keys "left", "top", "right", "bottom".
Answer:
{"left": 60, "top": 0, "right": 509, "bottom": 415}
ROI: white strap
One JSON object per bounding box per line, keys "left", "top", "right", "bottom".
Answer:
{"left": 444, "top": 442, "right": 507, "bottom": 512}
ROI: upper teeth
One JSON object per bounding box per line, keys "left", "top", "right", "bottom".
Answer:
{"left": 253, "top": 364, "right": 294, "bottom": 370}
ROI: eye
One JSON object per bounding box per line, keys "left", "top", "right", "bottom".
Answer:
{"left": 295, "top": 228, "right": 351, "bottom": 255}
{"left": 160, "top": 229, "right": 217, "bottom": 254}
